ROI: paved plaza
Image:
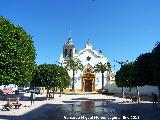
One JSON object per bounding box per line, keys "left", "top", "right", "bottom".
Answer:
{"left": 0, "top": 94, "right": 160, "bottom": 120}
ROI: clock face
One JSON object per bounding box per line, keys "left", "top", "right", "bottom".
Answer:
{"left": 87, "top": 56, "right": 91, "bottom": 61}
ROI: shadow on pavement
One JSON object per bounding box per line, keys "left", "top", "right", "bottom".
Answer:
{"left": 0, "top": 99, "right": 160, "bottom": 120}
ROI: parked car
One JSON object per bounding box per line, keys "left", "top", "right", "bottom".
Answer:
{"left": 32, "top": 90, "right": 40, "bottom": 94}
{"left": 18, "top": 86, "right": 30, "bottom": 92}
{"left": 7, "top": 84, "right": 18, "bottom": 92}
{"left": 2, "top": 88, "right": 13, "bottom": 94}
{"left": 30, "top": 88, "right": 40, "bottom": 94}
{"left": 30, "top": 90, "right": 40, "bottom": 94}
{"left": 29, "top": 87, "right": 45, "bottom": 95}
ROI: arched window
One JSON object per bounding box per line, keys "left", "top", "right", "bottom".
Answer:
{"left": 64, "top": 49, "right": 68, "bottom": 57}
{"left": 69, "top": 49, "right": 72, "bottom": 57}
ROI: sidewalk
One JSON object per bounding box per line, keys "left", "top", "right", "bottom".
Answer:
{"left": 0, "top": 94, "right": 131, "bottom": 115}
{"left": 0, "top": 94, "right": 159, "bottom": 120}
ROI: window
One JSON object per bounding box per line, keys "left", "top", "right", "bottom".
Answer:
{"left": 64, "top": 49, "right": 68, "bottom": 57}
{"left": 69, "top": 49, "right": 72, "bottom": 57}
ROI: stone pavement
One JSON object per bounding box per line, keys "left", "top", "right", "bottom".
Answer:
{"left": 0, "top": 94, "right": 159, "bottom": 120}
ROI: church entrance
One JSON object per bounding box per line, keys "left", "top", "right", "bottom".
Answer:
{"left": 82, "top": 68, "right": 95, "bottom": 92}
{"left": 84, "top": 80, "right": 92, "bottom": 92}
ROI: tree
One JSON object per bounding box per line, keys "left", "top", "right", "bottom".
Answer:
{"left": 115, "top": 64, "right": 128, "bottom": 97}
{"left": 115, "top": 41, "right": 160, "bottom": 99}
{"left": 94, "top": 62, "right": 110, "bottom": 90}
{"left": 152, "top": 42, "right": 160, "bottom": 97}
{"left": 133, "top": 42, "right": 160, "bottom": 98}
{"left": 64, "top": 58, "right": 83, "bottom": 91}
{"left": 57, "top": 66, "right": 70, "bottom": 97}
{"left": 34, "top": 64, "right": 58, "bottom": 99}
{"left": 107, "top": 62, "right": 112, "bottom": 82}
{"left": 115, "top": 62, "right": 140, "bottom": 101}
{"left": 31, "top": 64, "right": 43, "bottom": 87}
{"left": 135, "top": 53, "right": 153, "bottom": 86}
{"left": 0, "top": 17, "right": 36, "bottom": 86}
{"left": 114, "top": 60, "right": 129, "bottom": 97}
{"left": 33, "top": 64, "right": 70, "bottom": 99}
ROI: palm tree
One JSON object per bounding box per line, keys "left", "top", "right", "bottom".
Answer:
{"left": 94, "top": 62, "right": 111, "bottom": 90}
{"left": 64, "top": 58, "right": 83, "bottom": 90}
{"left": 107, "top": 62, "right": 112, "bottom": 82}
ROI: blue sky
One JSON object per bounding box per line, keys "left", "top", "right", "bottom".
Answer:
{"left": 0, "top": 0, "right": 160, "bottom": 71}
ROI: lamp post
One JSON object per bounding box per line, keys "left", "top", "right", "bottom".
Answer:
{"left": 114, "top": 60, "right": 128, "bottom": 98}
{"left": 114, "top": 60, "right": 128, "bottom": 68}
{"left": 56, "top": 61, "right": 63, "bottom": 66}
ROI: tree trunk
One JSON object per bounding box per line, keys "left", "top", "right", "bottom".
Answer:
{"left": 52, "top": 89, "right": 55, "bottom": 99}
{"left": 136, "top": 86, "right": 140, "bottom": 103}
{"left": 72, "top": 70, "right": 75, "bottom": 90}
{"left": 108, "top": 71, "right": 111, "bottom": 83}
{"left": 53, "top": 92, "right": 54, "bottom": 99}
{"left": 59, "top": 88, "right": 63, "bottom": 97}
{"left": 122, "top": 87, "right": 124, "bottom": 98}
{"left": 102, "top": 73, "right": 104, "bottom": 90}
{"left": 158, "top": 86, "right": 160, "bottom": 98}
{"left": 55, "top": 87, "right": 57, "bottom": 92}
{"left": 46, "top": 88, "right": 49, "bottom": 99}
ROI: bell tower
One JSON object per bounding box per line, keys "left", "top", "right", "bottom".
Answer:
{"left": 63, "top": 36, "right": 76, "bottom": 59}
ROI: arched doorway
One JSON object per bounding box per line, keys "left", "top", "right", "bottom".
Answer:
{"left": 82, "top": 68, "right": 95, "bottom": 92}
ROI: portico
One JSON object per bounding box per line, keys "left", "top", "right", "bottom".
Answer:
{"left": 82, "top": 68, "right": 95, "bottom": 92}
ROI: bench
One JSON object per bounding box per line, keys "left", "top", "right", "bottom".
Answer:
{"left": 2, "top": 97, "right": 22, "bottom": 110}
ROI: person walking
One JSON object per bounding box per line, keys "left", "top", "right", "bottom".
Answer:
{"left": 30, "top": 92, "right": 35, "bottom": 105}
{"left": 152, "top": 93, "right": 158, "bottom": 110}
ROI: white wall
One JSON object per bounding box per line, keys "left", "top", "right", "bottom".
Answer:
{"left": 127, "top": 86, "right": 159, "bottom": 96}
{"left": 105, "top": 83, "right": 159, "bottom": 96}
{"left": 60, "top": 43, "right": 109, "bottom": 90}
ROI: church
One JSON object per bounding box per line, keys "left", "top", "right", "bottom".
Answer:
{"left": 60, "top": 36, "right": 111, "bottom": 92}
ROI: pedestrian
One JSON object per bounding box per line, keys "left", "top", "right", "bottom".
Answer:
{"left": 152, "top": 93, "right": 158, "bottom": 110}
{"left": 30, "top": 92, "right": 35, "bottom": 105}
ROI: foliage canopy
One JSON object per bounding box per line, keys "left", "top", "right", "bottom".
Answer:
{"left": 94, "top": 62, "right": 111, "bottom": 90}
{"left": 0, "top": 17, "right": 36, "bottom": 86}
{"left": 64, "top": 58, "right": 83, "bottom": 90}
{"left": 33, "top": 64, "right": 70, "bottom": 90}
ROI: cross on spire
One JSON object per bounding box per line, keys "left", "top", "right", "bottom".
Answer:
{"left": 69, "top": 30, "right": 72, "bottom": 37}
{"left": 65, "top": 30, "right": 73, "bottom": 45}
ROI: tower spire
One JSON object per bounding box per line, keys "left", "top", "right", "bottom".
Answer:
{"left": 63, "top": 30, "right": 75, "bottom": 59}
{"left": 65, "top": 30, "right": 73, "bottom": 45}
{"left": 85, "top": 38, "right": 92, "bottom": 50}
{"left": 87, "top": 38, "right": 91, "bottom": 45}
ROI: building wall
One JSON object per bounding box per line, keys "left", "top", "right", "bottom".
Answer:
{"left": 105, "top": 83, "right": 159, "bottom": 96}
{"left": 60, "top": 42, "right": 109, "bottom": 91}
{"left": 68, "top": 48, "right": 108, "bottom": 90}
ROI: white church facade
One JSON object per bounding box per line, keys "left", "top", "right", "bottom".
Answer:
{"left": 60, "top": 36, "right": 111, "bottom": 92}
{"left": 59, "top": 36, "right": 159, "bottom": 95}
